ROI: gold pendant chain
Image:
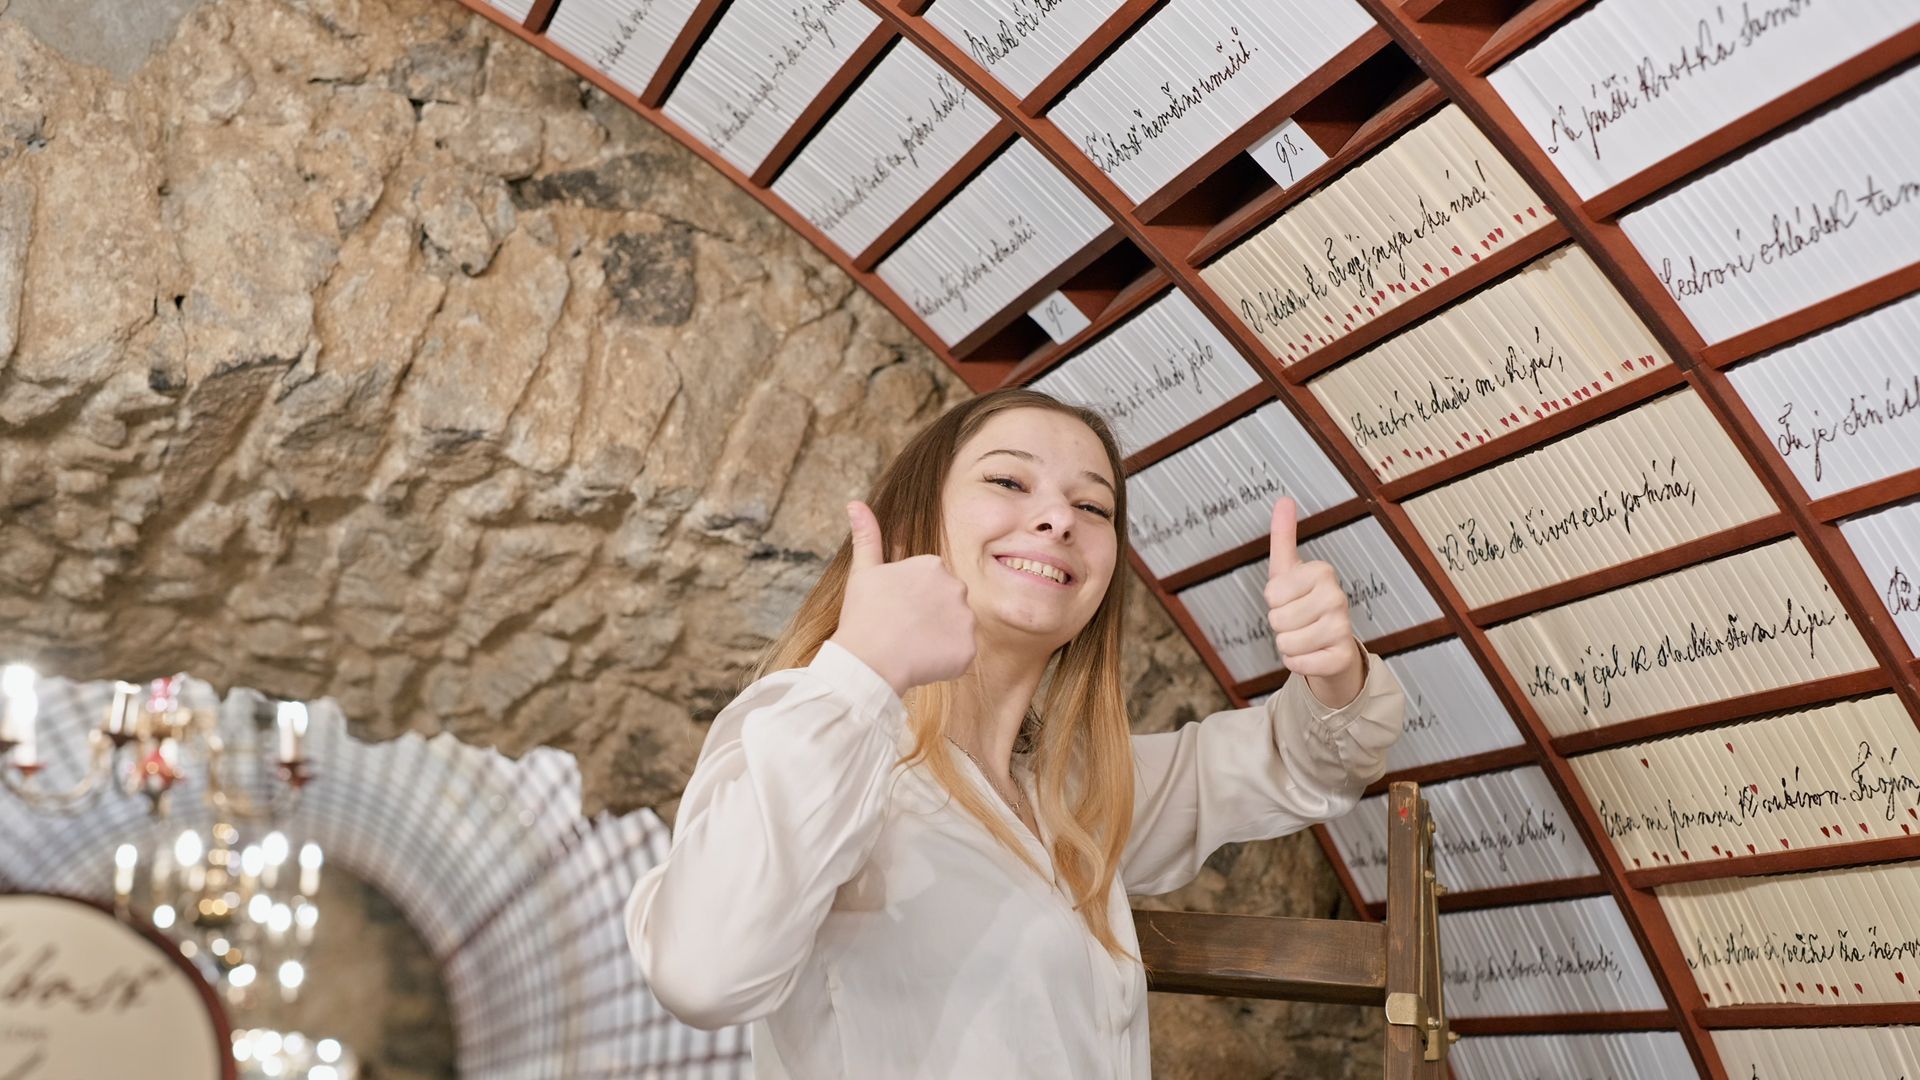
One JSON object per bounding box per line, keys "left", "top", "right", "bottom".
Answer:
{"left": 943, "top": 734, "right": 1028, "bottom": 819}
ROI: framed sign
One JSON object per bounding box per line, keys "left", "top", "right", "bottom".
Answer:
{"left": 0, "top": 892, "right": 232, "bottom": 1079}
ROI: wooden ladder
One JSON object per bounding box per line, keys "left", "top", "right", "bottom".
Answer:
{"left": 1133, "top": 782, "right": 1450, "bottom": 1079}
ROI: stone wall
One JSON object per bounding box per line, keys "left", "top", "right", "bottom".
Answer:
{"left": 0, "top": 0, "right": 1379, "bottom": 1072}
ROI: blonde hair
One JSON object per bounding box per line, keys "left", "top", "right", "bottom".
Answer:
{"left": 753, "top": 388, "right": 1137, "bottom": 957}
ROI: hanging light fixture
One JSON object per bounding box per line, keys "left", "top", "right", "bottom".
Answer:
{"left": 0, "top": 666, "right": 311, "bottom": 816}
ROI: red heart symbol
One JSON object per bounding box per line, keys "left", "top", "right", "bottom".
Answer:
{"left": 1861, "top": 822, "right": 1871, "bottom": 833}
{"left": 1604, "top": 371, "right": 1615, "bottom": 382}
{"left": 1681, "top": 850, "right": 1690, "bottom": 859}
{"left": 1796, "top": 983, "right": 1805, "bottom": 992}
{"left": 1495, "top": 227, "right": 1505, "bottom": 238}
{"left": 1422, "top": 263, "right": 1432, "bottom": 273}
{"left": 1441, "top": 266, "right": 1451, "bottom": 276}
{"left": 1472, "top": 253, "right": 1481, "bottom": 261}
{"left": 1527, "top": 206, "right": 1538, "bottom": 217}
{"left": 1780, "top": 839, "right": 1791, "bottom": 848}
{"left": 1640, "top": 758, "right": 1650, "bottom": 768}
{"left": 1726, "top": 742, "right": 1734, "bottom": 752}
{"left": 1451, "top": 245, "right": 1462, "bottom": 255}
{"left": 1512, "top": 213, "right": 1523, "bottom": 224}
{"left": 1703, "top": 991, "right": 1711, "bottom": 1001}
{"left": 1900, "top": 972, "right": 1908, "bottom": 984}
{"left": 1821, "top": 826, "right": 1831, "bottom": 836}
{"left": 1746, "top": 844, "right": 1756, "bottom": 853}
{"left": 1857, "top": 984, "right": 1865, "bottom": 993}
{"left": 1711, "top": 845, "right": 1721, "bottom": 854}
{"left": 1632, "top": 857, "right": 1641, "bottom": 866}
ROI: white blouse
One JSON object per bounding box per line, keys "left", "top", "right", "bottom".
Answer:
{"left": 626, "top": 641, "right": 1405, "bottom": 1079}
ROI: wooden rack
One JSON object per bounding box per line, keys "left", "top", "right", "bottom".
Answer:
{"left": 1138, "top": 783, "right": 1451, "bottom": 1078}
{"left": 453, "top": 0, "right": 1920, "bottom": 1074}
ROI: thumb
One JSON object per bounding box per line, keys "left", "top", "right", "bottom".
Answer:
{"left": 846, "top": 501, "right": 886, "bottom": 571}
{"left": 1268, "top": 497, "right": 1300, "bottom": 576}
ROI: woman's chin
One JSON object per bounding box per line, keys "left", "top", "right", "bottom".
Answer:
{"left": 977, "top": 604, "right": 1086, "bottom": 654}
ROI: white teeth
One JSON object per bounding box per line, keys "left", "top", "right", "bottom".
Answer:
{"left": 1003, "top": 557, "right": 1066, "bottom": 584}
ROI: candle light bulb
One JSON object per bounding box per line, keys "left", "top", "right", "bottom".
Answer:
{"left": 106, "top": 681, "right": 141, "bottom": 737}
{"left": 2, "top": 664, "right": 38, "bottom": 768}
{"left": 113, "top": 843, "right": 138, "bottom": 899}
{"left": 275, "top": 701, "right": 306, "bottom": 763}
{"left": 174, "top": 830, "right": 203, "bottom": 868}
{"left": 298, "top": 842, "right": 322, "bottom": 895}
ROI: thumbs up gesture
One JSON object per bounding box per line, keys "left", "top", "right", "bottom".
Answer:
{"left": 827, "top": 501, "right": 978, "bottom": 697}
{"left": 1263, "top": 498, "right": 1366, "bottom": 706}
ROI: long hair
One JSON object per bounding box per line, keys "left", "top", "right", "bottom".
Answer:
{"left": 753, "top": 388, "right": 1137, "bottom": 957}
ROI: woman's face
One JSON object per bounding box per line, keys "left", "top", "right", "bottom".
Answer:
{"left": 940, "top": 407, "right": 1119, "bottom": 657}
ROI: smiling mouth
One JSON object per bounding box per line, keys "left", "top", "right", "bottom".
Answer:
{"left": 996, "top": 556, "right": 1072, "bottom": 585}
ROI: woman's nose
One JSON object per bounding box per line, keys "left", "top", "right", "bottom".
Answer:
{"left": 1032, "top": 500, "right": 1074, "bottom": 538}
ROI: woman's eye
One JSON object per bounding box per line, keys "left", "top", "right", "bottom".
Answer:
{"left": 987, "top": 475, "right": 1025, "bottom": 491}
{"left": 1079, "top": 504, "right": 1115, "bottom": 520}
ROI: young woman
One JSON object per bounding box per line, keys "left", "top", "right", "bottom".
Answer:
{"left": 626, "top": 388, "right": 1405, "bottom": 1078}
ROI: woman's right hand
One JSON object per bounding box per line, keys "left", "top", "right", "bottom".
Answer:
{"left": 827, "top": 501, "right": 977, "bottom": 697}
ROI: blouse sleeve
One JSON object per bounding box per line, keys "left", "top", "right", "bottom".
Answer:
{"left": 624, "top": 641, "right": 907, "bottom": 1030}
{"left": 1119, "top": 653, "right": 1405, "bottom": 897}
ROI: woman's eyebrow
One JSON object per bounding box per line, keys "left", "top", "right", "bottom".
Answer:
{"left": 974, "top": 448, "right": 1114, "bottom": 494}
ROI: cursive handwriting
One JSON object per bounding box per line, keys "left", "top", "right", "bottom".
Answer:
{"left": 1523, "top": 594, "right": 1847, "bottom": 716}
{"left": 807, "top": 72, "right": 974, "bottom": 235}
{"left": 1655, "top": 173, "right": 1920, "bottom": 302}
{"left": 909, "top": 214, "right": 1040, "bottom": 319}
{"left": 960, "top": 0, "right": 1068, "bottom": 70}
{"left": 1237, "top": 162, "right": 1493, "bottom": 338}
{"left": 709, "top": 0, "right": 856, "bottom": 150}
{"left": 1769, "top": 373, "right": 1920, "bottom": 482}
{"left": 1433, "top": 458, "right": 1699, "bottom": 575}
{"left": 1080, "top": 29, "right": 1257, "bottom": 176}
{"left": 1540, "top": 1, "right": 1816, "bottom": 163}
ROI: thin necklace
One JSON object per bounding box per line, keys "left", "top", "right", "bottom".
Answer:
{"left": 944, "top": 734, "right": 1028, "bottom": 819}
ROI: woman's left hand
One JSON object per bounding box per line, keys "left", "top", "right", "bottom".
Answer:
{"left": 1263, "top": 498, "right": 1367, "bottom": 708}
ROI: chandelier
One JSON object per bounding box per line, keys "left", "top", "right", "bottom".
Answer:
{"left": 0, "top": 665, "right": 311, "bottom": 815}
{"left": 115, "top": 821, "right": 324, "bottom": 1009}
{"left": 3, "top": 665, "right": 325, "bottom": 994}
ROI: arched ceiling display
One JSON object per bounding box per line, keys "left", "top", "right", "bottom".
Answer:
{"left": 448, "top": 0, "right": 1920, "bottom": 1075}
{"left": 0, "top": 675, "right": 748, "bottom": 1077}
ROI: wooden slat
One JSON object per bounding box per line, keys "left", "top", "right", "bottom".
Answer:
{"left": 1696, "top": 1003, "right": 1920, "bottom": 1029}
{"left": 1548, "top": 670, "right": 1892, "bottom": 756}
{"left": 1626, "top": 833, "right": 1920, "bottom": 890}
{"left": 1807, "top": 466, "right": 1920, "bottom": 524}
{"left": 1450, "top": 1011, "right": 1676, "bottom": 1036}
{"left": 750, "top": 25, "right": 898, "bottom": 187}
{"left": 851, "top": 121, "right": 1017, "bottom": 271}
{"left": 638, "top": 0, "right": 727, "bottom": 107}
{"left": 1016, "top": 0, "right": 1164, "bottom": 115}
{"left": 1128, "top": 27, "right": 1394, "bottom": 222}
{"left": 1155, "top": 499, "right": 1372, "bottom": 593}
{"left": 1363, "top": 745, "right": 1536, "bottom": 798}
{"left": 1133, "top": 908, "right": 1388, "bottom": 1003}
{"left": 1120, "top": 385, "right": 1274, "bottom": 473}
{"left": 1463, "top": 0, "right": 1598, "bottom": 75}
{"left": 1466, "top": 514, "right": 1796, "bottom": 628}
{"left": 1367, "top": 873, "right": 1608, "bottom": 918}
{"left": 1000, "top": 269, "right": 1170, "bottom": 387}
{"left": 1180, "top": 79, "right": 1447, "bottom": 267}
